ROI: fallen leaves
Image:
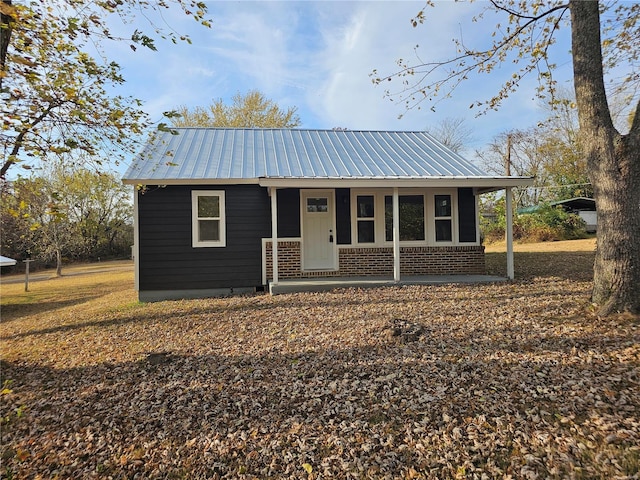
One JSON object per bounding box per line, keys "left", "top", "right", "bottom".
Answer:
{"left": 1, "top": 274, "right": 639, "bottom": 479}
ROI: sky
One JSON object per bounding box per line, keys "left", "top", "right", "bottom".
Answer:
{"left": 105, "top": 1, "right": 577, "bottom": 166}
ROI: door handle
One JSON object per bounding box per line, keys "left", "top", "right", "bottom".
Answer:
{"left": 329, "top": 230, "right": 334, "bottom": 243}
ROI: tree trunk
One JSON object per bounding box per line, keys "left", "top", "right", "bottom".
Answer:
{"left": 0, "top": 0, "right": 13, "bottom": 80}
{"left": 55, "top": 248, "right": 62, "bottom": 277}
{"left": 570, "top": 0, "right": 640, "bottom": 315}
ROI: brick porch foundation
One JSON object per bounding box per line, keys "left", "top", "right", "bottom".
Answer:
{"left": 265, "top": 241, "right": 485, "bottom": 281}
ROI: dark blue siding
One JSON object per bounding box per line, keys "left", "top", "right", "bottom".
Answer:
{"left": 138, "top": 184, "right": 271, "bottom": 291}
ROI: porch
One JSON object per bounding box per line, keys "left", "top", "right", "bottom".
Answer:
{"left": 265, "top": 183, "right": 523, "bottom": 290}
{"left": 268, "top": 273, "right": 507, "bottom": 295}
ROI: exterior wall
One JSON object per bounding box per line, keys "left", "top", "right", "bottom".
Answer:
{"left": 136, "top": 184, "right": 485, "bottom": 300}
{"left": 578, "top": 210, "right": 597, "bottom": 233}
{"left": 137, "top": 184, "right": 271, "bottom": 296}
{"left": 265, "top": 241, "right": 485, "bottom": 279}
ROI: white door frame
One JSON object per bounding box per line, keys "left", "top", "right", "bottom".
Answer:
{"left": 300, "top": 189, "right": 337, "bottom": 271}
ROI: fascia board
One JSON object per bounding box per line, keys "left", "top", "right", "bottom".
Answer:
{"left": 258, "top": 177, "right": 535, "bottom": 189}
{"left": 122, "top": 178, "right": 260, "bottom": 186}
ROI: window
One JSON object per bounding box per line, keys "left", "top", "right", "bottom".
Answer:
{"left": 307, "top": 197, "right": 328, "bottom": 213}
{"left": 384, "top": 195, "right": 425, "bottom": 241}
{"left": 356, "top": 195, "right": 375, "bottom": 243}
{"left": 434, "top": 194, "right": 452, "bottom": 242}
{"left": 192, "top": 191, "right": 226, "bottom": 247}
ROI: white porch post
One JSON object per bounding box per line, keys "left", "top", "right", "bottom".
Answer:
{"left": 270, "top": 188, "right": 279, "bottom": 285}
{"left": 505, "top": 186, "right": 514, "bottom": 280}
{"left": 393, "top": 187, "right": 400, "bottom": 282}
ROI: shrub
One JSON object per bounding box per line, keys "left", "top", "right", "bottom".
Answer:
{"left": 481, "top": 200, "right": 588, "bottom": 243}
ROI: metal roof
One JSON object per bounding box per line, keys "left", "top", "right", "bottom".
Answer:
{"left": 123, "top": 128, "right": 530, "bottom": 188}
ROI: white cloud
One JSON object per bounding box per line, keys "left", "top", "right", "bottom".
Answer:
{"left": 308, "top": 1, "right": 493, "bottom": 130}
{"left": 105, "top": 0, "right": 576, "bottom": 150}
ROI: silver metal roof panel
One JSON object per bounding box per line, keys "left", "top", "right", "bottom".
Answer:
{"left": 123, "top": 128, "right": 494, "bottom": 183}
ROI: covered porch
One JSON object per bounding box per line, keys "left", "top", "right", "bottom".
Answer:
{"left": 263, "top": 177, "right": 531, "bottom": 294}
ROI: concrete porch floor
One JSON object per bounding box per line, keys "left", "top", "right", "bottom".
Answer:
{"left": 269, "top": 274, "right": 508, "bottom": 295}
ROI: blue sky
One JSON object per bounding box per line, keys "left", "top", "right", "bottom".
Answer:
{"left": 107, "top": 1, "right": 576, "bottom": 161}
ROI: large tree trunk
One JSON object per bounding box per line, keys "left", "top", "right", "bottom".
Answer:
{"left": 570, "top": 0, "right": 640, "bottom": 315}
{"left": 0, "top": 1, "right": 13, "bottom": 76}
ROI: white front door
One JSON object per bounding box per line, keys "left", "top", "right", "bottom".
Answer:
{"left": 302, "top": 190, "right": 336, "bottom": 270}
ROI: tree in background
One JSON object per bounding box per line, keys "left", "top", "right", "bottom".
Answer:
{"left": 0, "top": 0, "right": 211, "bottom": 179}
{"left": 0, "top": 176, "right": 46, "bottom": 261}
{"left": 374, "top": 1, "right": 639, "bottom": 315}
{"left": 0, "top": 176, "right": 72, "bottom": 275}
{"left": 0, "top": 167, "right": 132, "bottom": 274}
{"left": 477, "top": 128, "right": 550, "bottom": 208}
{"left": 477, "top": 93, "right": 592, "bottom": 203}
{"left": 535, "top": 91, "right": 592, "bottom": 200}
{"left": 48, "top": 165, "right": 133, "bottom": 262}
{"left": 424, "top": 117, "right": 474, "bottom": 154}
{"left": 172, "top": 90, "right": 301, "bottom": 128}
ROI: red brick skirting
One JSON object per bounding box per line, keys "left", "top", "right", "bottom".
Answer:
{"left": 265, "top": 241, "right": 485, "bottom": 280}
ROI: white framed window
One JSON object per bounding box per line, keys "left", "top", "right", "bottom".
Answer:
{"left": 352, "top": 190, "right": 427, "bottom": 246}
{"left": 355, "top": 194, "right": 376, "bottom": 243}
{"left": 192, "top": 190, "right": 226, "bottom": 247}
{"left": 384, "top": 194, "right": 426, "bottom": 242}
{"left": 350, "top": 189, "right": 462, "bottom": 246}
{"left": 434, "top": 194, "right": 453, "bottom": 242}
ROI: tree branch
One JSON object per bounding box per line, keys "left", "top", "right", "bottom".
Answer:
{"left": 374, "top": 2, "right": 570, "bottom": 113}
{"left": 1, "top": 101, "right": 61, "bottom": 179}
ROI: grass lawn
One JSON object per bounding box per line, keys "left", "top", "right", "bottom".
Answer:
{"left": 1, "top": 240, "right": 638, "bottom": 479}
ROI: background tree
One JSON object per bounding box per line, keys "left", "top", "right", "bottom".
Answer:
{"left": 477, "top": 92, "right": 592, "bottom": 202}
{"left": 172, "top": 90, "right": 301, "bottom": 128}
{"left": 477, "top": 128, "right": 550, "bottom": 208}
{"left": 0, "top": 0, "right": 211, "bottom": 179}
{"left": 424, "top": 117, "right": 474, "bottom": 154}
{"left": 0, "top": 166, "right": 132, "bottom": 273}
{"left": 48, "top": 165, "right": 133, "bottom": 262}
{"left": 0, "top": 176, "right": 45, "bottom": 261}
{"left": 0, "top": 176, "right": 72, "bottom": 275}
{"left": 373, "top": 0, "right": 639, "bottom": 315}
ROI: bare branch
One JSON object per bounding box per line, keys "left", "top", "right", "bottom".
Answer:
{"left": 373, "top": 2, "right": 570, "bottom": 114}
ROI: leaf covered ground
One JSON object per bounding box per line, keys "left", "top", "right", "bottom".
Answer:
{"left": 1, "top": 248, "right": 639, "bottom": 479}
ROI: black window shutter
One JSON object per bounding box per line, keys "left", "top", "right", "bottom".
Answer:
{"left": 458, "top": 188, "right": 477, "bottom": 243}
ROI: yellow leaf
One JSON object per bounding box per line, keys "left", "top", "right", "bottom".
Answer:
{"left": 0, "top": 1, "right": 17, "bottom": 15}
{"left": 16, "top": 448, "right": 30, "bottom": 462}
{"left": 302, "top": 463, "right": 313, "bottom": 474}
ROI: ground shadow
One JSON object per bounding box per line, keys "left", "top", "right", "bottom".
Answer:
{"left": 486, "top": 251, "right": 595, "bottom": 281}
{"left": 1, "top": 313, "right": 637, "bottom": 479}
{"left": 0, "top": 295, "right": 103, "bottom": 324}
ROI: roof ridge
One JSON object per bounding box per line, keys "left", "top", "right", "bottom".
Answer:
{"left": 164, "top": 127, "right": 434, "bottom": 134}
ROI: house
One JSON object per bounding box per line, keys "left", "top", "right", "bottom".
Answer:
{"left": 549, "top": 197, "right": 597, "bottom": 233}
{"left": 123, "top": 128, "right": 533, "bottom": 301}
{"left": 519, "top": 197, "right": 597, "bottom": 232}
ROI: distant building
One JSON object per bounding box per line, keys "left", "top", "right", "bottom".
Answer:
{"left": 519, "top": 197, "right": 597, "bottom": 233}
